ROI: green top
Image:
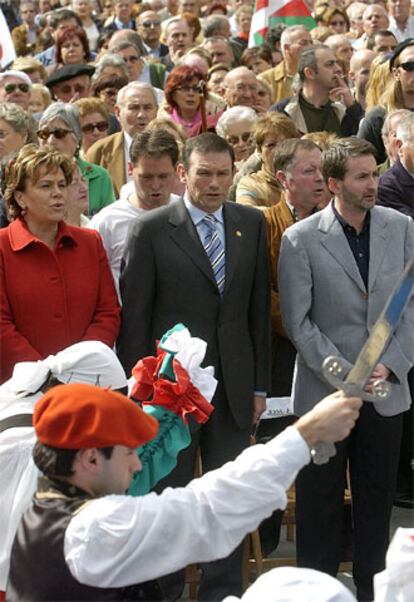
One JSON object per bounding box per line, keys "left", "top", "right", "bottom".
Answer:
{"left": 78, "top": 157, "right": 115, "bottom": 217}
{"left": 299, "top": 93, "right": 342, "bottom": 135}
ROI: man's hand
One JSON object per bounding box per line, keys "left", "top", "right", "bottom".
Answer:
{"left": 329, "top": 80, "right": 354, "bottom": 108}
{"left": 295, "top": 391, "right": 362, "bottom": 449}
{"left": 365, "top": 363, "right": 391, "bottom": 392}
{"left": 252, "top": 394, "right": 266, "bottom": 425}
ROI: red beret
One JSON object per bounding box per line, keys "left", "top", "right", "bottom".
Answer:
{"left": 34, "top": 383, "right": 159, "bottom": 449}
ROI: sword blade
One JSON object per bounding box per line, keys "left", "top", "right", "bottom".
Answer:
{"left": 345, "top": 258, "right": 414, "bottom": 391}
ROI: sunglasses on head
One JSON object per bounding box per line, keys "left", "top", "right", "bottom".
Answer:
{"left": 4, "top": 82, "right": 30, "bottom": 94}
{"left": 81, "top": 120, "right": 109, "bottom": 134}
{"left": 37, "top": 128, "right": 72, "bottom": 140}
{"left": 398, "top": 61, "right": 414, "bottom": 72}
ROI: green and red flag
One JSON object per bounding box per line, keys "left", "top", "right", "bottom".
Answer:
{"left": 248, "top": 0, "right": 316, "bottom": 47}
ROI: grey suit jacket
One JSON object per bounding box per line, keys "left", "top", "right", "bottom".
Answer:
{"left": 117, "top": 198, "right": 271, "bottom": 429}
{"left": 278, "top": 203, "right": 414, "bottom": 417}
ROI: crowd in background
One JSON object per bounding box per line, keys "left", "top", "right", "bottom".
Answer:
{"left": 0, "top": 0, "right": 413, "bottom": 600}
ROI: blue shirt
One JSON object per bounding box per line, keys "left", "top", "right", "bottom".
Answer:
{"left": 183, "top": 193, "right": 225, "bottom": 249}
{"left": 333, "top": 200, "right": 370, "bottom": 290}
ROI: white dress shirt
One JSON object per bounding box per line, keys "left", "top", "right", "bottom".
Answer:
{"left": 65, "top": 426, "right": 310, "bottom": 588}
{"left": 389, "top": 16, "right": 414, "bottom": 42}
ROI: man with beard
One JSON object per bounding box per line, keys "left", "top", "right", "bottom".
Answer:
{"left": 272, "top": 46, "right": 363, "bottom": 136}
{"left": 278, "top": 137, "right": 414, "bottom": 602}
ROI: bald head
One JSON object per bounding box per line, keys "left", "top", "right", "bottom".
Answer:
{"left": 223, "top": 66, "right": 258, "bottom": 107}
{"left": 349, "top": 49, "right": 376, "bottom": 106}
{"left": 362, "top": 5, "right": 389, "bottom": 35}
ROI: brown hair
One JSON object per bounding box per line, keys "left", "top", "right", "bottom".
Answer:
{"left": 74, "top": 97, "right": 110, "bottom": 120}
{"left": 273, "top": 138, "right": 320, "bottom": 173}
{"left": 253, "top": 113, "right": 299, "bottom": 149}
{"left": 321, "top": 137, "right": 376, "bottom": 181}
{"left": 4, "top": 144, "right": 75, "bottom": 221}
{"left": 129, "top": 128, "right": 180, "bottom": 166}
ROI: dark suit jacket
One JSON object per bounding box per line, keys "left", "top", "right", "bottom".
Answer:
{"left": 117, "top": 198, "right": 271, "bottom": 429}
{"left": 378, "top": 159, "right": 414, "bottom": 219}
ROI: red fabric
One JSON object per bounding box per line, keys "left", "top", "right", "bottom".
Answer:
{"left": 0, "top": 218, "right": 120, "bottom": 384}
{"left": 34, "top": 383, "right": 158, "bottom": 449}
{"left": 131, "top": 352, "right": 214, "bottom": 424}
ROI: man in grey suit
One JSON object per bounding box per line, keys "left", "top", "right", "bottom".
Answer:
{"left": 118, "top": 133, "right": 270, "bottom": 600}
{"left": 278, "top": 138, "right": 414, "bottom": 602}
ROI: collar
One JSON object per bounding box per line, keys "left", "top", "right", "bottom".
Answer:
{"left": 299, "top": 91, "right": 332, "bottom": 110}
{"left": 183, "top": 192, "right": 224, "bottom": 225}
{"left": 124, "top": 131, "right": 133, "bottom": 149}
{"left": 332, "top": 199, "right": 370, "bottom": 232}
{"left": 114, "top": 17, "right": 133, "bottom": 29}
{"left": 37, "top": 475, "right": 92, "bottom": 500}
{"left": 9, "top": 217, "right": 77, "bottom": 252}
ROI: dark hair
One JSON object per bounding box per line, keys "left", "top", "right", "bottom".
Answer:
{"left": 241, "top": 45, "right": 273, "bottom": 68}
{"left": 321, "top": 137, "right": 376, "bottom": 180}
{"left": 298, "top": 45, "right": 329, "bottom": 82}
{"left": 164, "top": 65, "right": 207, "bottom": 110}
{"left": 130, "top": 128, "right": 180, "bottom": 166}
{"left": 109, "top": 41, "right": 142, "bottom": 58}
{"left": 265, "top": 23, "right": 286, "bottom": 49}
{"left": 91, "top": 72, "right": 129, "bottom": 96}
{"left": 55, "top": 25, "right": 92, "bottom": 64}
{"left": 33, "top": 442, "right": 113, "bottom": 478}
{"left": 182, "top": 132, "right": 234, "bottom": 170}
{"left": 273, "top": 138, "right": 320, "bottom": 173}
{"left": 366, "top": 29, "right": 396, "bottom": 50}
{"left": 49, "top": 8, "right": 82, "bottom": 30}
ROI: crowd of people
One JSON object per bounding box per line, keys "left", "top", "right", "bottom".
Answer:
{"left": 0, "top": 0, "right": 413, "bottom": 600}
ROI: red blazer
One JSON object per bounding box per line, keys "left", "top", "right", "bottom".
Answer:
{"left": 0, "top": 218, "right": 121, "bottom": 383}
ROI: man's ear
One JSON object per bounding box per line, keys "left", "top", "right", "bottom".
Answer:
{"left": 127, "top": 160, "right": 134, "bottom": 178}
{"left": 114, "top": 104, "right": 120, "bottom": 120}
{"left": 327, "top": 176, "right": 341, "bottom": 195}
{"left": 177, "top": 162, "right": 187, "bottom": 184}
{"left": 76, "top": 448, "right": 102, "bottom": 473}
{"left": 276, "top": 170, "right": 287, "bottom": 189}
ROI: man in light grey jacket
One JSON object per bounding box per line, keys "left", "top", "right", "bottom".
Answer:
{"left": 278, "top": 137, "right": 414, "bottom": 602}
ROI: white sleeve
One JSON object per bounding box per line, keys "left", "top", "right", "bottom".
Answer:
{"left": 64, "top": 427, "right": 310, "bottom": 588}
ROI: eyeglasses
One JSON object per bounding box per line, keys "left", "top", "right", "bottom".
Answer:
{"left": 227, "top": 132, "right": 252, "bottom": 145}
{"left": 81, "top": 120, "right": 109, "bottom": 134}
{"left": 100, "top": 87, "right": 118, "bottom": 97}
{"left": 398, "top": 61, "right": 414, "bottom": 72}
{"left": 177, "top": 85, "right": 200, "bottom": 93}
{"left": 4, "top": 82, "right": 30, "bottom": 94}
{"left": 141, "top": 19, "right": 160, "bottom": 27}
{"left": 123, "top": 55, "right": 140, "bottom": 63}
{"left": 37, "top": 128, "right": 73, "bottom": 140}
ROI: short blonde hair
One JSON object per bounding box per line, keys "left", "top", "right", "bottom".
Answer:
{"left": 74, "top": 97, "right": 110, "bottom": 120}
{"left": 253, "top": 112, "right": 299, "bottom": 149}
{"left": 4, "top": 144, "right": 75, "bottom": 221}
{"left": 31, "top": 83, "right": 52, "bottom": 110}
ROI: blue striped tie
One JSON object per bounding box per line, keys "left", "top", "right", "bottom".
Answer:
{"left": 203, "top": 214, "right": 225, "bottom": 295}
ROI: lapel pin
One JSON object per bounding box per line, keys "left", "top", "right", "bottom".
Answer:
{"left": 236, "top": 230, "right": 242, "bottom": 237}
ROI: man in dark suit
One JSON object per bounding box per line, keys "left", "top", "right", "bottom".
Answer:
{"left": 118, "top": 133, "right": 270, "bottom": 601}
{"left": 378, "top": 112, "right": 414, "bottom": 219}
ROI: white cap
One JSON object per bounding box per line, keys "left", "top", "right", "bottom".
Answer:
{"left": 374, "top": 528, "right": 414, "bottom": 602}
{"left": 223, "top": 567, "right": 356, "bottom": 602}
{"left": 0, "top": 70, "right": 33, "bottom": 88}
{"left": 0, "top": 341, "right": 128, "bottom": 399}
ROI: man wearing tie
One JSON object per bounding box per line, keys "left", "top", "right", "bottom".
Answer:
{"left": 118, "top": 133, "right": 270, "bottom": 601}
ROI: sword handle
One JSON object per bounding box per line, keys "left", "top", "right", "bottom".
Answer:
{"left": 310, "top": 442, "right": 336, "bottom": 465}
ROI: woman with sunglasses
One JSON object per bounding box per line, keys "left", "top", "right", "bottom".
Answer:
{"left": 75, "top": 97, "right": 110, "bottom": 155}
{"left": 0, "top": 71, "right": 32, "bottom": 112}
{"left": 38, "top": 102, "right": 115, "bottom": 216}
{"left": 162, "top": 65, "right": 223, "bottom": 136}
{"left": 358, "top": 40, "right": 414, "bottom": 164}
{"left": 0, "top": 144, "right": 120, "bottom": 384}
{"left": 216, "top": 105, "right": 256, "bottom": 168}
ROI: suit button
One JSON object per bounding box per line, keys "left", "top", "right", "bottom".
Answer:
{"left": 362, "top": 293, "right": 368, "bottom": 299}
{"left": 54, "top": 312, "right": 63, "bottom": 320}
{"left": 50, "top": 276, "right": 59, "bottom": 283}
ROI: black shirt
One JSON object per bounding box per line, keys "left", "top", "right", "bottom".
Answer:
{"left": 332, "top": 201, "right": 370, "bottom": 289}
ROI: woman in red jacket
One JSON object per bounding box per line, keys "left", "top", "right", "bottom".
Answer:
{"left": 0, "top": 145, "right": 120, "bottom": 384}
